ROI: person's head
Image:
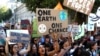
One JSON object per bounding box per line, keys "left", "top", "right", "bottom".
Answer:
{"left": 17, "top": 43, "right": 23, "bottom": 50}
{"left": 45, "top": 44, "right": 50, "bottom": 52}
{"left": 33, "top": 38, "right": 38, "bottom": 44}
{"left": 38, "top": 45, "right": 45, "bottom": 55}
{"left": 73, "top": 47, "right": 84, "bottom": 56}
{"left": 0, "top": 46, "right": 5, "bottom": 53}
{"left": 10, "top": 44, "right": 18, "bottom": 55}
{"left": 63, "top": 41, "right": 70, "bottom": 49}
{"left": 32, "top": 44, "right": 37, "bottom": 53}
{"left": 88, "top": 41, "right": 98, "bottom": 50}
{"left": 45, "top": 35, "right": 50, "bottom": 43}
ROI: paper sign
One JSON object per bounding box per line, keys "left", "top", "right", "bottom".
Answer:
{"left": 7, "top": 30, "right": 30, "bottom": 44}
{"left": 36, "top": 8, "right": 68, "bottom": 35}
{"left": 63, "top": 0, "right": 95, "bottom": 15}
{"left": 87, "top": 23, "right": 94, "bottom": 31}
{"left": 67, "top": 25, "right": 72, "bottom": 32}
{"left": 74, "top": 23, "right": 85, "bottom": 40}
{"left": 88, "top": 13, "right": 97, "bottom": 24}
{"left": 97, "top": 19, "right": 100, "bottom": 27}
{"left": 0, "top": 27, "right": 6, "bottom": 45}
{"left": 71, "top": 25, "right": 79, "bottom": 33}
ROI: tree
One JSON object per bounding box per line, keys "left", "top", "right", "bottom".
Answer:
{"left": 19, "top": 0, "right": 100, "bottom": 24}
{"left": 0, "top": 6, "right": 12, "bottom": 22}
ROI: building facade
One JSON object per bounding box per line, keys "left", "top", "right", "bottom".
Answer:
{"left": 14, "top": 4, "right": 35, "bottom": 23}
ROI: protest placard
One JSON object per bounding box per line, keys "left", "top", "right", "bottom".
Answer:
{"left": 63, "top": 0, "right": 95, "bottom": 15}
{"left": 0, "top": 27, "right": 6, "bottom": 45}
{"left": 36, "top": 8, "right": 68, "bottom": 35}
{"left": 7, "top": 30, "right": 30, "bottom": 44}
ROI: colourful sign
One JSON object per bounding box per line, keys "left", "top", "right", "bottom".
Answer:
{"left": 36, "top": 8, "right": 68, "bottom": 35}
{"left": 0, "top": 27, "right": 6, "bottom": 45}
{"left": 74, "top": 23, "right": 85, "bottom": 40}
{"left": 32, "top": 18, "right": 40, "bottom": 37}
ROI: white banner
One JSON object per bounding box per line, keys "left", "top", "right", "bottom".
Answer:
{"left": 87, "top": 23, "right": 94, "bottom": 31}
{"left": 7, "top": 30, "right": 30, "bottom": 44}
{"left": 96, "top": 19, "right": 100, "bottom": 27}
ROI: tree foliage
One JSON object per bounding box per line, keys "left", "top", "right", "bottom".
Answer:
{"left": 0, "top": 6, "right": 12, "bottom": 22}
{"left": 19, "top": 0, "right": 100, "bottom": 24}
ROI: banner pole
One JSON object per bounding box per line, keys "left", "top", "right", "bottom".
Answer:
{"left": 73, "top": 11, "right": 77, "bottom": 22}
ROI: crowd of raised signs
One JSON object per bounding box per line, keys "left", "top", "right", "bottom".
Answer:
{"left": 0, "top": 23, "right": 99, "bottom": 56}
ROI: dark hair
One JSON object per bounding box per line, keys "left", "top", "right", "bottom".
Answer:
{"left": 73, "top": 47, "right": 90, "bottom": 56}
{"left": 0, "top": 46, "right": 6, "bottom": 56}
{"left": 38, "top": 45, "right": 48, "bottom": 56}
{"left": 44, "top": 34, "right": 51, "bottom": 43}
{"left": 88, "top": 41, "right": 97, "bottom": 50}
{"left": 45, "top": 34, "right": 50, "bottom": 39}
{"left": 27, "top": 44, "right": 38, "bottom": 56}
{"left": 10, "top": 44, "right": 19, "bottom": 55}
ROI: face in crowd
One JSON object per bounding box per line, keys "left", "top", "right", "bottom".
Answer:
{"left": 63, "top": 41, "right": 70, "bottom": 49}
{"left": 89, "top": 41, "right": 98, "bottom": 51}
{"left": 0, "top": 46, "right": 4, "bottom": 53}
{"left": 91, "top": 43, "right": 98, "bottom": 50}
{"left": 34, "top": 38, "right": 38, "bottom": 44}
{"left": 13, "top": 44, "right": 18, "bottom": 53}
{"left": 38, "top": 45, "right": 45, "bottom": 55}
{"left": 32, "top": 44, "right": 37, "bottom": 53}
{"left": 17, "top": 43, "right": 23, "bottom": 50}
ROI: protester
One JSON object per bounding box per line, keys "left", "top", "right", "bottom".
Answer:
{"left": 0, "top": 37, "right": 10, "bottom": 56}
{"left": 18, "top": 43, "right": 30, "bottom": 56}
{"left": 9, "top": 44, "right": 20, "bottom": 56}
{"left": 88, "top": 41, "right": 99, "bottom": 56}
{"left": 27, "top": 44, "right": 38, "bottom": 56}
{"left": 58, "top": 41, "right": 71, "bottom": 56}
{"left": 1, "top": 21, "right": 100, "bottom": 56}
{"left": 38, "top": 45, "right": 47, "bottom": 56}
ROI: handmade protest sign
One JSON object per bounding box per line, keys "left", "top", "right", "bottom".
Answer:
{"left": 7, "top": 30, "right": 30, "bottom": 44}
{"left": 36, "top": 8, "right": 68, "bottom": 35}
{"left": 63, "top": 0, "right": 95, "bottom": 15}
{"left": 0, "top": 27, "right": 6, "bottom": 45}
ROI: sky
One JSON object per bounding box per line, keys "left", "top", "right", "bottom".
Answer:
{"left": 0, "top": 0, "right": 9, "bottom": 6}
{"left": 0, "top": 0, "right": 22, "bottom": 13}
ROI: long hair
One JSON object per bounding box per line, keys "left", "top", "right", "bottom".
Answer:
{"left": 88, "top": 41, "right": 97, "bottom": 51}
{"left": 10, "top": 44, "right": 19, "bottom": 55}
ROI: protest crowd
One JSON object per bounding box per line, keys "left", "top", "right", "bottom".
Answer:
{"left": 0, "top": 0, "right": 100, "bottom": 56}
{"left": 0, "top": 22, "right": 99, "bottom": 56}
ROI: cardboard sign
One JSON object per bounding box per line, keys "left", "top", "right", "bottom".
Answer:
{"left": 63, "top": 0, "right": 95, "bottom": 15}
{"left": 0, "top": 27, "right": 6, "bottom": 45}
{"left": 7, "top": 30, "right": 30, "bottom": 44}
{"left": 36, "top": 8, "right": 68, "bottom": 35}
